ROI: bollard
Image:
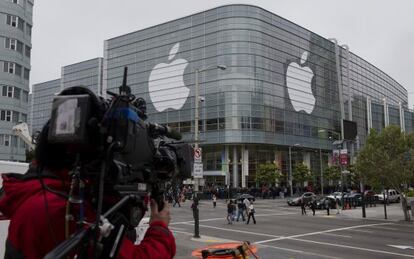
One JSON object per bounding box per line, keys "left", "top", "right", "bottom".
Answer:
{"left": 192, "top": 196, "right": 200, "bottom": 238}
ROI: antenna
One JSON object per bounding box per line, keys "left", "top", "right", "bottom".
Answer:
{"left": 119, "top": 67, "right": 131, "bottom": 95}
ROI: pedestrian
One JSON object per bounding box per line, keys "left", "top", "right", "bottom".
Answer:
{"left": 246, "top": 203, "right": 256, "bottom": 224}
{"left": 236, "top": 200, "right": 245, "bottom": 222}
{"left": 300, "top": 197, "right": 306, "bottom": 215}
{"left": 336, "top": 198, "right": 341, "bottom": 214}
{"left": 173, "top": 192, "right": 181, "bottom": 207}
{"left": 310, "top": 200, "right": 316, "bottom": 216}
{"left": 212, "top": 194, "right": 217, "bottom": 208}
{"left": 227, "top": 200, "right": 235, "bottom": 224}
{"left": 325, "top": 198, "right": 330, "bottom": 215}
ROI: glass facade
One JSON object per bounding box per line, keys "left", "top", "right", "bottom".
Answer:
{"left": 102, "top": 5, "right": 414, "bottom": 187}
{"left": 0, "top": 0, "right": 33, "bottom": 161}
{"left": 31, "top": 79, "right": 61, "bottom": 134}
{"left": 61, "top": 58, "right": 104, "bottom": 96}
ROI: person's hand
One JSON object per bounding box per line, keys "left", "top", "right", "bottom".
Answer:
{"left": 149, "top": 199, "right": 171, "bottom": 226}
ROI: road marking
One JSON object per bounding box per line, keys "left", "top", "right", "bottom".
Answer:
{"left": 255, "top": 222, "right": 393, "bottom": 244}
{"left": 169, "top": 227, "right": 187, "bottom": 231}
{"left": 368, "top": 225, "right": 399, "bottom": 231}
{"left": 258, "top": 244, "right": 340, "bottom": 259}
{"left": 171, "top": 212, "right": 295, "bottom": 225}
{"left": 388, "top": 245, "right": 414, "bottom": 250}
{"left": 345, "top": 228, "right": 373, "bottom": 233}
{"left": 319, "top": 232, "right": 352, "bottom": 238}
{"left": 290, "top": 238, "right": 414, "bottom": 258}
{"left": 181, "top": 222, "right": 281, "bottom": 238}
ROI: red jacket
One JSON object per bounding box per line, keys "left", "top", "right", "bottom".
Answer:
{"left": 0, "top": 172, "right": 176, "bottom": 259}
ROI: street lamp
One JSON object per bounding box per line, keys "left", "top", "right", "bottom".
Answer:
{"left": 194, "top": 65, "right": 226, "bottom": 192}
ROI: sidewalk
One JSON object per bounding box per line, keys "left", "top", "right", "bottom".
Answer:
{"left": 334, "top": 203, "right": 412, "bottom": 222}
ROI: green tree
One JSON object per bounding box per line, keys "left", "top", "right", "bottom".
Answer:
{"left": 292, "top": 162, "right": 312, "bottom": 187}
{"left": 356, "top": 125, "right": 414, "bottom": 221}
{"left": 256, "top": 163, "right": 282, "bottom": 186}
{"left": 324, "top": 165, "right": 341, "bottom": 187}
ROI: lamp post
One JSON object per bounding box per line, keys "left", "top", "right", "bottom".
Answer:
{"left": 194, "top": 65, "right": 226, "bottom": 192}
{"left": 288, "top": 143, "right": 301, "bottom": 196}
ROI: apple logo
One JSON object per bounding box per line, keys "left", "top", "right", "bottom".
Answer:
{"left": 148, "top": 42, "right": 190, "bottom": 112}
{"left": 286, "top": 51, "right": 316, "bottom": 114}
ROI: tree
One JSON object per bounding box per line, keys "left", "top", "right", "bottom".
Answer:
{"left": 292, "top": 162, "right": 312, "bottom": 187}
{"left": 256, "top": 163, "right": 282, "bottom": 186}
{"left": 356, "top": 125, "right": 414, "bottom": 221}
{"left": 324, "top": 165, "right": 341, "bottom": 188}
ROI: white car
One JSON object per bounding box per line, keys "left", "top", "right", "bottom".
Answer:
{"left": 376, "top": 189, "right": 400, "bottom": 203}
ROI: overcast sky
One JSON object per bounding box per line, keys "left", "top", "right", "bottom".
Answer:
{"left": 31, "top": 0, "right": 414, "bottom": 106}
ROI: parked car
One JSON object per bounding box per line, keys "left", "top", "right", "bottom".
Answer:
{"left": 327, "top": 192, "right": 347, "bottom": 200}
{"left": 287, "top": 192, "right": 316, "bottom": 206}
{"left": 376, "top": 189, "right": 400, "bottom": 203}
{"left": 364, "top": 190, "right": 376, "bottom": 197}
{"left": 344, "top": 192, "right": 362, "bottom": 206}
{"left": 315, "top": 197, "right": 337, "bottom": 209}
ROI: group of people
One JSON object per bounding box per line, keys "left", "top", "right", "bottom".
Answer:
{"left": 225, "top": 198, "right": 256, "bottom": 225}
{"left": 299, "top": 197, "right": 341, "bottom": 216}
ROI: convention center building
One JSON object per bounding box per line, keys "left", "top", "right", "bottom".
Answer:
{"left": 33, "top": 5, "right": 413, "bottom": 188}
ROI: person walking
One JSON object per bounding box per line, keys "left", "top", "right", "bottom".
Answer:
{"left": 310, "top": 200, "right": 316, "bottom": 216}
{"left": 336, "top": 198, "right": 341, "bottom": 214}
{"left": 246, "top": 203, "right": 256, "bottom": 224}
{"left": 236, "top": 200, "right": 246, "bottom": 222}
{"left": 325, "top": 198, "right": 330, "bottom": 215}
{"left": 227, "top": 200, "right": 235, "bottom": 224}
{"left": 300, "top": 197, "right": 306, "bottom": 215}
{"left": 212, "top": 194, "right": 217, "bottom": 208}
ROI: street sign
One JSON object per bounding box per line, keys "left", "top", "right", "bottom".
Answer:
{"left": 194, "top": 148, "right": 202, "bottom": 163}
{"left": 193, "top": 163, "right": 203, "bottom": 178}
{"left": 340, "top": 149, "right": 348, "bottom": 166}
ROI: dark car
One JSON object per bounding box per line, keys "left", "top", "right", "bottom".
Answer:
{"left": 287, "top": 192, "right": 316, "bottom": 206}
{"left": 315, "top": 197, "right": 336, "bottom": 209}
{"left": 344, "top": 192, "right": 362, "bottom": 206}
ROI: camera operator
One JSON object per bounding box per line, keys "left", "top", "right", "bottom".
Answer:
{"left": 0, "top": 87, "right": 176, "bottom": 259}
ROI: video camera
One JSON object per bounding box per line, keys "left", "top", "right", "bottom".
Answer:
{"left": 44, "top": 67, "right": 193, "bottom": 258}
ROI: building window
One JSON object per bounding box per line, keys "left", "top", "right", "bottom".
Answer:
{"left": 16, "top": 41, "right": 23, "bottom": 53}
{"left": 17, "top": 17, "right": 24, "bottom": 31}
{"left": 25, "top": 45, "right": 31, "bottom": 57}
{"left": 5, "top": 38, "right": 16, "bottom": 50}
{"left": 7, "top": 85, "right": 13, "bottom": 97}
{"left": 12, "top": 111, "right": 19, "bottom": 123}
{"left": 22, "top": 90, "right": 28, "bottom": 102}
{"left": 14, "top": 87, "right": 20, "bottom": 99}
{"left": 21, "top": 113, "right": 27, "bottom": 122}
{"left": 4, "top": 62, "right": 15, "bottom": 74}
{"left": 15, "top": 63, "right": 22, "bottom": 76}
{"left": 1, "top": 110, "right": 12, "bottom": 122}
{"left": 6, "top": 15, "right": 18, "bottom": 27}
{"left": 0, "top": 134, "right": 11, "bottom": 146}
{"left": 26, "top": 24, "right": 32, "bottom": 36}
{"left": 24, "top": 68, "right": 29, "bottom": 80}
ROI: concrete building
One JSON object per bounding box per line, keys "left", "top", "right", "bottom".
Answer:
{"left": 0, "top": 0, "right": 33, "bottom": 161}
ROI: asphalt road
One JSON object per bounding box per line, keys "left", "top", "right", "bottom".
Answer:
{"left": 170, "top": 198, "right": 414, "bottom": 259}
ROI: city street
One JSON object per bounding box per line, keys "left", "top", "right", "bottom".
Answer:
{"left": 171, "top": 198, "right": 414, "bottom": 259}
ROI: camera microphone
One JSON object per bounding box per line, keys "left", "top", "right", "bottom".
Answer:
{"left": 148, "top": 123, "right": 182, "bottom": 140}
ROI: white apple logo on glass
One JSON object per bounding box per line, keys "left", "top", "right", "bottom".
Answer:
{"left": 148, "top": 43, "right": 189, "bottom": 112}
{"left": 286, "top": 51, "right": 315, "bottom": 114}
